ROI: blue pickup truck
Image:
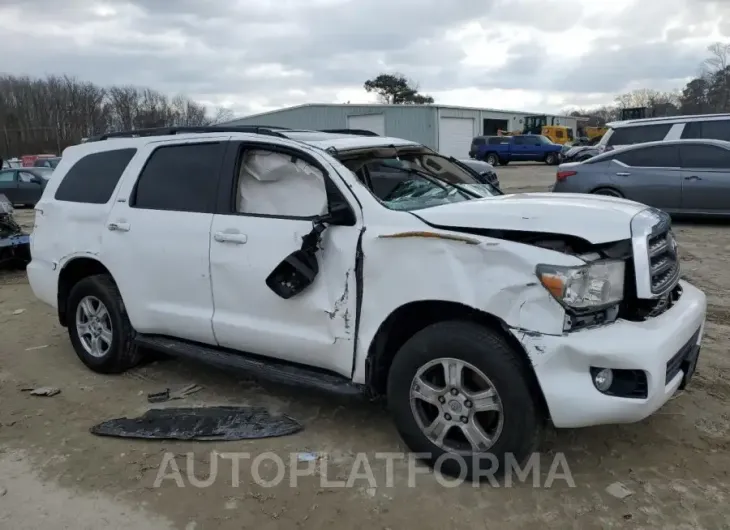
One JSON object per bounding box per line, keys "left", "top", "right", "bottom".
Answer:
{"left": 470, "top": 134, "right": 563, "bottom": 166}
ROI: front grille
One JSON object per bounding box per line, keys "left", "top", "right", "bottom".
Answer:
{"left": 647, "top": 228, "right": 680, "bottom": 295}
{"left": 665, "top": 328, "right": 701, "bottom": 385}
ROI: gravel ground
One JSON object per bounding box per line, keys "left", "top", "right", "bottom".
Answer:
{"left": 1, "top": 163, "right": 729, "bottom": 530}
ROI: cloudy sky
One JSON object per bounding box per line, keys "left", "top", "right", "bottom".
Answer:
{"left": 1, "top": 0, "right": 728, "bottom": 118}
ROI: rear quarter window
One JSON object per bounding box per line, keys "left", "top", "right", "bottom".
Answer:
{"left": 471, "top": 137, "right": 486, "bottom": 146}
{"left": 54, "top": 148, "right": 137, "bottom": 204}
{"left": 606, "top": 124, "right": 672, "bottom": 146}
{"left": 681, "top": 119, "right": 730, "bottom": 141}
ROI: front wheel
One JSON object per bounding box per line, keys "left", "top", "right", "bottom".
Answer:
{"left": 67, "top": 274, "right": 141, "bottom": 374}
{"left": 545, "top": 153, "right": 558, "bottom": 165}
{"left": 387, "top": 321, "right": 542, "bottom": 481}
{"left": 484, "top": 153, "right": 499, "bottom": 166}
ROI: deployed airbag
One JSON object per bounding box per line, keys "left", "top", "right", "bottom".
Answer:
{"left": 237, "top": 150, "right": 327, "bottom": 216}
{"left": 90, "top": 406, "right": 303, "bottom": 441}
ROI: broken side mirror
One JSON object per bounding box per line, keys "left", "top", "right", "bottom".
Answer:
{"left": 320, "top": 201, "right": 356, "bottom": 226}
{"left": 265, "top": 248, "right": 319, "bottom": 299}
{"left": 266, "top": 200, "right": 354, "bottom": 299}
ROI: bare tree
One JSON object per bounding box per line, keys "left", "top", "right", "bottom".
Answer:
{"left": 0, "top": 74, "right": 229, "bottom": 158}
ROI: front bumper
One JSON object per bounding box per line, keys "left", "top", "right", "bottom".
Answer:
{"left": 513, "top": 280, "right": 706, "bottom": 428}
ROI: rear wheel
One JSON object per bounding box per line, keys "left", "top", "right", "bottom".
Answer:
{"left": 67, "top": 274, "right": 141, "bottom": 374}
{"left": 592, "top": 187, "right": 623, "bottom": 198}
{"left": 485, "top": 153, "right": 499, "bottom": 166}
{"left": 387, "top": 321, "right": 542, "bottom": 481}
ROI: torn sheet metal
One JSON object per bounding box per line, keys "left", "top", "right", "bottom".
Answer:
{"left": 352, "top": 227, "right": 585, "bottom": 383}
{"left": 89, "top": 406, "right": 303, "bottom": 441}
{"left": 0, "top": 194, "right": 30, "bottom": 269}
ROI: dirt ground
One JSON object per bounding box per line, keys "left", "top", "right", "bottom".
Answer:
{"left": 2, "top": 163, "right": 730, "bottom": 529}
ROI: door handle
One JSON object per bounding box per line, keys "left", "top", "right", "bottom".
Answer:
{"left": 684, "top": 175, "right": 702, "bottom": 181}
{"left": 107, "top": 222, "right": 130, "bottom": 232}
{"left": 615, "top": 172, "right": 631, "bottom": 177}
{"left": 214, "top": 232, "right": 248, "bottom": 244}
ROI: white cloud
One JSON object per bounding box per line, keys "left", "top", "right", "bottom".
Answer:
{"left": 0, "top": 0, "right": 727, "bottom": 117}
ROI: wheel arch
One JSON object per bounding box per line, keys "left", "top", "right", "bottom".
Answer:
{"left": 364, "top": 300, "right": 549, "bottom": 417}
{"left": 57, "top": 256, "right": 114, "bottom": 327}
{"left": 590, "top": 186, "right": 624, "bottom": 197}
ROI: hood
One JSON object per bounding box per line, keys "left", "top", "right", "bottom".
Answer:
{"left": 412, "top": 192, "right": 647, "bottom": 244}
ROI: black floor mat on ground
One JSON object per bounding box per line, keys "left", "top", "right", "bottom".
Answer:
{"left": 90, "top": 406, "right": 303, "bottom": 441}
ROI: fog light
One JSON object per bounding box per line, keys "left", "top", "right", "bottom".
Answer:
{"left": 593, "top": 368, "right": 613, "bottom": 392}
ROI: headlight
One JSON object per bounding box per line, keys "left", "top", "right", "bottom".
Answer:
{"left": 536, "top": 260, "right": 625, "bottom": 310}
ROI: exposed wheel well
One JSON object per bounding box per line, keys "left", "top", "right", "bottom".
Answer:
{"left": 365, "top": 300, "right": 549, "bottom": 418}
{"left": 591, "top": 186, "right": 624, "bottom": 197}
{"left": 57, "top": 257, "right": 112, "bottom": 327}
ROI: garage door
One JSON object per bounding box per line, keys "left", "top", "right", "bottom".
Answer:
{"left": 347, "top": 114, "right": 385, "bottom": 136}
{"left": 439, "top": 117, "right": 475, "bottom": 158}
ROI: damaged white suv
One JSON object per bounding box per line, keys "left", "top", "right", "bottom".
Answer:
{"left": 28, "top": 126, "right": 706, "bottom": 479}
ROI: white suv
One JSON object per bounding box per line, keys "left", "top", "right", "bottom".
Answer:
{"left": 598, "top": 113, "right": 730, "bottom": 153}
{"left": 28, "top": 126, "right": 707, "bottom": 479}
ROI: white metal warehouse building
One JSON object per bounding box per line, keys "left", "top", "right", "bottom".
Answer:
{"left": 224, "top": 103, "right": 579, "bottom": 159}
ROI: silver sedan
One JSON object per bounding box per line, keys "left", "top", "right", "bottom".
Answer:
{"left": 552, "top": 138, "right": 730, "bottom": 216}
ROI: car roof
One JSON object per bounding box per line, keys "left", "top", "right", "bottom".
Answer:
{"left": 77, "top": 127, "right": 423, "bottom": 156}
{"left": 607, "top": 113, "right": 730, "bottom": 129}
{"left": 587, "top": 138, "right": 730, "bottom": 163}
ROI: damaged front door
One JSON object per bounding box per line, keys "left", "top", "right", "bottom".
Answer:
{"left": 209, "top": 143, "right": 361, "bottom": 377}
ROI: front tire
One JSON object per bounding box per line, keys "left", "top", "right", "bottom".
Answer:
{"left": 387, "top": 321, "right": 542, "bottom": 481}
{"left": 485, "top": 153, "right": 499, "bottom": 166}
{"left": 67, "top": 274, "right": 140, "bottom": 374}
{"left": 545, "top": 153, "right": 558, "bottom": 165}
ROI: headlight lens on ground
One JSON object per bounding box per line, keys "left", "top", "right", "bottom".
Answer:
{"left": 536, "top": 260, "right": 625, "bottom": 309}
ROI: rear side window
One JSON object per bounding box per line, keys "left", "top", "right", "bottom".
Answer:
{"left": 132, "top": 142, "right": 225, "bottom": 213}
{"left": 607, "top": 124, "right": 671, "bottom": 146}
{"left": 681, "top": 119, "right": 730, "bottom": 141}
{"left": 488, "top": 137, "right": 507, "bottom": 145}
{"left": 679, "top": 144, "right": 730, "bottom": 169}
{"left": 54, "top": 148, "right": 136, "bottom": 204}
{"left": 614, "top": 145, "right": 680, "bottom": 167}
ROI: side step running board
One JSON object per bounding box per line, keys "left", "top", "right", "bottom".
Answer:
{"left": 134, "top": 335, "right": 364, "bottom": 398}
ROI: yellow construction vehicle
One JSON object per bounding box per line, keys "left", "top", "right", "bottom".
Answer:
{"left": 577, "top": 126, "right": 607, "bottom": 144}
{"left": 520, "top": 115, "right": 574, "bottom": 144}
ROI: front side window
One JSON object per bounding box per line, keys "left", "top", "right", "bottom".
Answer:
{"left": 679, "top": 144, "right": 730, "bottom": 169}
{"left": 235, "top": 149, "right": 327, "bottom": 217}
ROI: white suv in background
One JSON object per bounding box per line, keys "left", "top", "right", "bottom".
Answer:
{"left": 27, "top": 126, "right": 706, "bottom": 479}
{"left": 598, "top": 113, "right": 730, "bottom": 153}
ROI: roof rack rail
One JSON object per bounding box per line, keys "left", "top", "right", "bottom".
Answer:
{"left": 84, "top": 125, "right": 292, "bottom": 142}
{"left": 319, "top": 128, "right": 380, "bottom": 137}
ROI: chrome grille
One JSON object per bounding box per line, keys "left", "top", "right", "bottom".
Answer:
{"left": 647, "top": 228, "right": 679, "bottom": 295}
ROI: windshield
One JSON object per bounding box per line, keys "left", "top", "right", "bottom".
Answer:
{"left": 345, "top": 152, "right": 498, "bottom": 212}
{"left": 537, "top": 135, "right": 553, "bottom": 144}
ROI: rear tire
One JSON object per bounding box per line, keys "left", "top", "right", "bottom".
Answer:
{"left": 67, "top": 274, "right": 141, "bottom": 374}
{"left": 387, "top": 320, "right": 542, "bottom": 481}
{"left": 592, "top": 187, "right": 623, "bottom": 198}
{"left": 485, "top": 153, "right": 499, "bottom": 166}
